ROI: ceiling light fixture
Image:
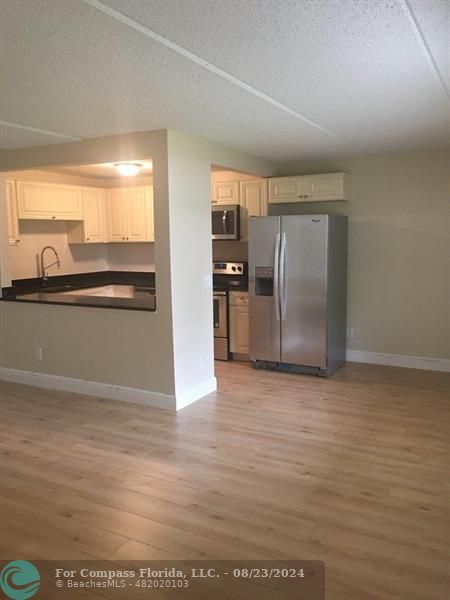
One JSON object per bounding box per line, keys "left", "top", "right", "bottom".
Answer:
{"left": 114, "top": 162, "right": 145, "bottom": 177}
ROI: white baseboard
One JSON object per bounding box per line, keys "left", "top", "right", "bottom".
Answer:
{"left": 175, "top": 377, "right": 217, "bottom": 410}
{"left": 0, "top": 368, "right": 218, "bottom": 411}
{"left": 0, "top": 367, "right": 177, "bottom": 410}
{"left": 346, "top": 350, "right": 450, "bottom": 373}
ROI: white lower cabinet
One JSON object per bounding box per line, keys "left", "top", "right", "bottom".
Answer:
{"left": 67, "top": 188, "right": 106, "bottom": 244}
{"left": 6, "top": 179, "right": 20, "bottom": 245}
{"left": 17, "top": 181, "right": 84, "bottom": 220}
{"left": 230, "top": 291, "right": 249, "bottom": 357}
{"left": 239, "top": 179, "right": 268, "bottom": 241}
{"left": 106, "top": 186, "right": 153, "bottom": 242}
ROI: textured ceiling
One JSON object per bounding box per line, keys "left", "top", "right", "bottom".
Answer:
{"left": 0, "top": 0, "right": 448, "bottom": 160}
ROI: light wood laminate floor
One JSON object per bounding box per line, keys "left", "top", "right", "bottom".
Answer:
{"left": 0, "top": 361, "right": 449, "bottom": 599}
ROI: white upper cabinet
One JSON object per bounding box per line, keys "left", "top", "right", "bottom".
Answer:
{"left": 303, "top": 173, "right": 349, "bottom": 201}
{"left": 127, "top": 186, "right": 153, "bottom": 242}
{"left": 11, "top": 179, "right": 153, "bottom": 244}
{"left": 269, "top": 177, "right": 307, "bottom": 203}
{"left": 107, "top": 188, "right": 127, "bottom": 242}
{"left": 106, "top": 186, "right": 153, "bottom": 242}
{"left": 67, "top": 188, "right": 106, "bottom": 244}
{"left": 83, "top": 188, "right": 106, "bottom": 243}
{"left": 212, "top": 181, "right": 240, "bottom": 205}
{"left": 269, "top": 172, "right": 349, "bottom": 203}
{"left": 239, "top": 179, "right": 268, "bottom": 241}
{"left": 5, "top": 179, "right": 20, "bottom": 245}
{"left": 17, "top": 181, "right": 83, "bottom": 220}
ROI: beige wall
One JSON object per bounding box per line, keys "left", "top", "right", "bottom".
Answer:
{"left": 275, "top": 148, "right": 450, "bottom": 360}
{"left": 211, "top": 170, "right": 260, "bottom": 183}
{"left": 212, "top": 241, "right": 248, "bottom": 262}
{"left": 107, "top": 243, "right": 154, "bottom": 272}
{"left": 166, "top": 131, "right": 215, "bottom": 402}
{"left": 0, "top": 301, "right": 166, "bottom": 391}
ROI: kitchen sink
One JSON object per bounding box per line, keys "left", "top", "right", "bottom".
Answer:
{"left": 38, "top": 284, "right": 155, "bottom": 300}
{"left": 40, "top": 284, "right": 83, "bottom": 293}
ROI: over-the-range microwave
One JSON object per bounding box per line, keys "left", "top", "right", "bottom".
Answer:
{"left": 211, "top": 204, "right": 240, "bottom": 240}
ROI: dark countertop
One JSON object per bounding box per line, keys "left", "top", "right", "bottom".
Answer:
{"left": 2, "top": 270, "right": 247, "bottom": 311}
{"left": 11, "top": 291, "right": 155, "bottom": 311}
{"left": 2, "top": 271, "right": 156, "bottom": 312}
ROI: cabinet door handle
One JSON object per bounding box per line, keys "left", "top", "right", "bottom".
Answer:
{"left": 87, "top": 238, "right": 90, "bottom": 241}
{"left": 52, "top": 216, "right": 56, "bottom": 219}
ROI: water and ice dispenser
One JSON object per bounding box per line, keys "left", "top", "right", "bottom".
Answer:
{"left": 255, "top": 267, "right": 274, "bottom": 297}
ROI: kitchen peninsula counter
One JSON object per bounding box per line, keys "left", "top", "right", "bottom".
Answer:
{"left": 1, "top": 271, "right": 156, "bottom": 312}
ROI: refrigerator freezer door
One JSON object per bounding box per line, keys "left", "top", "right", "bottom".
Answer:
{"left": 280, "top": 215, "right": 328, "bottom": 368}
{"left": 249, "top": 216, "right": 281, "bottom": 362}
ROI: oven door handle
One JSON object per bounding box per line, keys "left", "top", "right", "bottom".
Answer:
{"left": 213, "top": 294, "right": 227, "bottom": 335}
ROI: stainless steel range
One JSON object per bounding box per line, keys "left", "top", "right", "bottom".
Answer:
{"left": 213, "top": 262, "right": 247, "bottom": 361}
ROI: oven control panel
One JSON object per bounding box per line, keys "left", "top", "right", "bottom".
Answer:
{"left": 213, "top": 262, "right": 245, "bottom": 275}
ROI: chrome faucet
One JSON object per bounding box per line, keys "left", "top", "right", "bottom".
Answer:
{"left": 40, "top": 246, "right": 61, "bottom": 281}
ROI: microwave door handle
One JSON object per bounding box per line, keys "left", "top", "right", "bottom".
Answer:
{"left": 274, "top": 233, "right": 281, "bottom": 321}
{"left": 222, "top": 210, "right": 227, "bottom": 234}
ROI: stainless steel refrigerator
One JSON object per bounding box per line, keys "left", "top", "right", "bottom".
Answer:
{"left": 249, "top": 214, "right": 347, "bottom": 377}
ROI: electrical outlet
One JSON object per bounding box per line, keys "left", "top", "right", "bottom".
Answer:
{"left": 346, "top": 327, "right": 354, "bottom": 339}
{"left": 35, "top": 347, "right": 43, "bottom": 361}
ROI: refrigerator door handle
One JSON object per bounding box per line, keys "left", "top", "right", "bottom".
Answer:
{"left": 274, "top": 232, "right": 281, "bottom": 321}
{"left": 280, "top": 232, "right": 287, "bottom": 320}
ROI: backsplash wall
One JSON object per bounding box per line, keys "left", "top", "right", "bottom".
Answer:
{"left": 11, "top": 233, "right": 240, "bottom": 279}
{"left": 9, "top": 221, "right": 108, "bottom": 280}
{"left": 213, "top": 241, "right": 248, "bottom": 262}
{"left": 106, "top": 243, "right": 155, "bottom": 272}
{"left": 9, "top": 223, "right": 155, "bottom": 279}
